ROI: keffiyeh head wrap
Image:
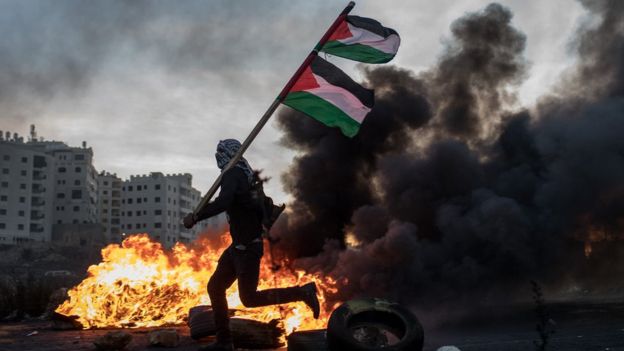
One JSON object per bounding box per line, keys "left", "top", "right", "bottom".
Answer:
{"left": 215, "top": 139, "right": 254, "bottom": 183}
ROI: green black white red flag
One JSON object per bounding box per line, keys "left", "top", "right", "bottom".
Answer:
{"left": 321, "top": 15, "right": 400, "bottom": 63}
{"left": 282, "top": 56, "right": 374, "bottom": 138}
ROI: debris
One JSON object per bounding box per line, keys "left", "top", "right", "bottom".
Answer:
{"left": 43, "top": 288, "right": 68, "bottom": 319}
{"left": 188, "top": 306, "right": 284, "bottom": 349}
{"left": 93, "top": 331, "right": 132, "bottom": 350}
{"left": 148, "top": 329, "right": 179, "bottom": 348}
{"left": 25, "top": 331, "right": 38, "bottom": 337}
{"left": 352, "top": 326, "right": 388, "bottom": 347}
{"left": 51, "top": 312, "right": 83, "bottom": 330}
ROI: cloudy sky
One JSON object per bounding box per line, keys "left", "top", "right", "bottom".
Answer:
{"left": 0, "top": 0, "right": 587, "bottom": 202}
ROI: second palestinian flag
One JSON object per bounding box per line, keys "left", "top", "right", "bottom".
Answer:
{"left": 321, "top": 15, "right": 400, "bottom": 64}
{"left": 282, "top": 56, "right": 373, "bottom": 137}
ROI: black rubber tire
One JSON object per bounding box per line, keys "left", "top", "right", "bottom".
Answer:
{"left": 287, "top": 329, "right": 329, "bottom": 351}
{"left": 327, "top": 298, "right": 424, "bottom": 351}
{"left": 188, "top": 305, "right": 217, "bottom": 340}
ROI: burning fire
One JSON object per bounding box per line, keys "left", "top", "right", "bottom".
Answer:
{"left": 55, "top": 233, "right": 339, "bottom": 334}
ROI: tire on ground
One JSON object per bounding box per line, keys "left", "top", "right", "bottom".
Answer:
{"left": 287, "top": 329, "right": 328, "bottom": 351}
{"left": 188, "top": 305, "right": 217, "bottom": 340}
{"left": 327, "top": 298, "right": 424, "bottom": 351}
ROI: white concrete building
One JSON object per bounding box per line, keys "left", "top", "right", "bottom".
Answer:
{"left": 120, "top": 172, "right": 215, "bottom": 248}
{"left": 27, "top": 140, "right": 99, "bottom": 226}
{"left": 97, "top": 171, "right": 122, "bottom": 243}
{"left": 0, "top": 131, "right": 55, "bottom": 244}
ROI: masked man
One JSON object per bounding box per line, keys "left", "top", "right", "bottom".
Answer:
{"left": 184, "top": 139, "right": 319, "bottom": 351}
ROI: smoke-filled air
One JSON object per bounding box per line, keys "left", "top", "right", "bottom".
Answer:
{"left": 273, "top": 0, "right": 624, "bottom": 316}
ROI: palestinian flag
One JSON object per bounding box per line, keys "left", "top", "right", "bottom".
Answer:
{"left": 321, "top": 15, "right": 400, "bottom": 64}
{"left": 283, "top": 56, "right": 373, "bottom": 137}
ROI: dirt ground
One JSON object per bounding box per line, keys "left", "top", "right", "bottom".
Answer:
{"left": 1, "top": 301, "right": 623, "bottom": 351}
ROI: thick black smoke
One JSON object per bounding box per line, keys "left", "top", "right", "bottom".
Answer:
{"left": 275, "top": 1, "right": 624, "bottom": 310}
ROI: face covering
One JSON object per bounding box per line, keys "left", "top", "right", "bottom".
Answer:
{"left": 215, "top": 139, "right": 254, "bottom": 182}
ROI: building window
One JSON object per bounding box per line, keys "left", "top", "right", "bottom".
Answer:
{"left": 128, "top": 186, "right": 133, "bottom": 191}
{"left": 21, "top": 157, "right": 27, "bottom": 163}
{"left": 0, "top": 196, "right": 7, "bottom": 202}
{"left": 143, "top": 197, "right": 147, "bottom": 202}
{"left": 136, "top": 211, "right": 140, "bottom": 216}
{"left": 137, "top": 198, "right": 142, "bottom": 204}
{"left": 17, "top": 224, "right": 24, "bottom": 231}
{"left": 0, "top": 209, "right": 6, "bottom": 215}
{"left": 0, "top": 182, "right": 7, "bottom": 188}
{"left": 2, "top": 169, "right": 8, "bottom": 175}
{"left": 128, "top": 199, "right": 133, "bottom": 204}
{"left": 155, "top": 223, "right": 162, "bottom": 228}
{"left": 74, "top": 180, "right": 81, "bottom": 186}
{"left": 71, "top": 190, "right": 82, "bottom": 199}
{"left": 58, "top": 167, "right": 66, "bottom": 173}
{"left": 155, "top": 197, "right": 161, "bottom": 203}
{"left": 57, "top": 193, "right": 65, "bottom": 199}
{"left": 155, "top": 184, "right": 161, "bottom": 190}
{"left": 0, "top": 223, "right": 5, "bottom": 229}
{"left": 103, "top": 190, "right": 108, "bottom": 195}
{"left": 155, "top": 210, "right": 162, "bottom": 215}
{"left": 20, "top": 170, "right": 26, "bottom": 176}
{"left": 137, "top": 185, "right": 142, "bottom": 191}
{"left": 73, "top": 206, "right": 79, "bottom": 212}
{"left": 20, "top": 183, "right": 26, "bottom": 190}
{"left": 128, "top": 212, "right": 132, "bottom": 217}
{"left": 75, "top": 167, "right": 81, "bottom": 173}
{"left": 75, "top": 154, "right": 85, "bottom": 161}
{"left": 18, "top": 210, "right": 24, "bottom": 217}
{"left": 19, "top": 197, "right": 25, "bottom": 203}
{"left": 2, "top": 155, "right": 8, "bottom": 161}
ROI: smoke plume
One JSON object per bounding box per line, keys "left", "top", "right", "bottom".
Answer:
{"left": 274, "top": 1, "right": 624, "bottom": 310}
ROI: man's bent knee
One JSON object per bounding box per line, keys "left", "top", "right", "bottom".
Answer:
{"left": 239, "top": 290, "right": 261, "bottom": 307}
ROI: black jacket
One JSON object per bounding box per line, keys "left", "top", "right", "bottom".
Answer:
{"left": 196, "top": 167, "right": 263, "bottom": 245}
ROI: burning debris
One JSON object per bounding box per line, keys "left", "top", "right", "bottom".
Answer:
{"left": 54, "top": 234, "right": 336, "bottom": 334}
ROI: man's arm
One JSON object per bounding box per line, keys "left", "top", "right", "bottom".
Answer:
{"left": 183, "top": 169, "right": 239, "bottom": 228}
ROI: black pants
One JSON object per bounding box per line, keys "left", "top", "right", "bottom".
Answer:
{"left": 207, "top": 241, "right": 302, "bottom": 341}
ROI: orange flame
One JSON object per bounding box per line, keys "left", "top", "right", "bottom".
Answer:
{"left": 55, "top": 233, "right": 338, "bottom": 334}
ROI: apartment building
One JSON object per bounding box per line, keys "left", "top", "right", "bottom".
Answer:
{"left": 0, "top": 131, "right": 55, "bottom": 244}
{"left": 96, "top": 171, "right": 123, "bottom": 243}
{"left": 120, "top": 172, "right": 215, "bottom": 248}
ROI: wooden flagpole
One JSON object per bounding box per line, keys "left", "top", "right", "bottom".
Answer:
{"left": 193, "top": 1, "right": 356, "bottom": 214}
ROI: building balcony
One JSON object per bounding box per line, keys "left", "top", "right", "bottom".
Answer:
{"left": 32, "top": 171, "right": 47, "bottom": 181}
{"left": 29, "top": 223, "right": 44, "bottom": 233}
{"left": 32, "top": 185, "right": 46, "bottom": 194}
{"left": 31, "top": 197, "right": 45, "bottom": 207}
{"left": 30, "top": 211, "right": 44, "bottom": 220}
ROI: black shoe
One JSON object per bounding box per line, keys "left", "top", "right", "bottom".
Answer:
{"left": 198, "top": 340, "right": 233, "bottom": 351}
{"left": 301, "top": 282, "right": 320, "bottom": 319}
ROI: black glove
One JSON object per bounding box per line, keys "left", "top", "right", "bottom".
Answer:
{"left": 183, "top": 213, "right": 197, "bottom": 229}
